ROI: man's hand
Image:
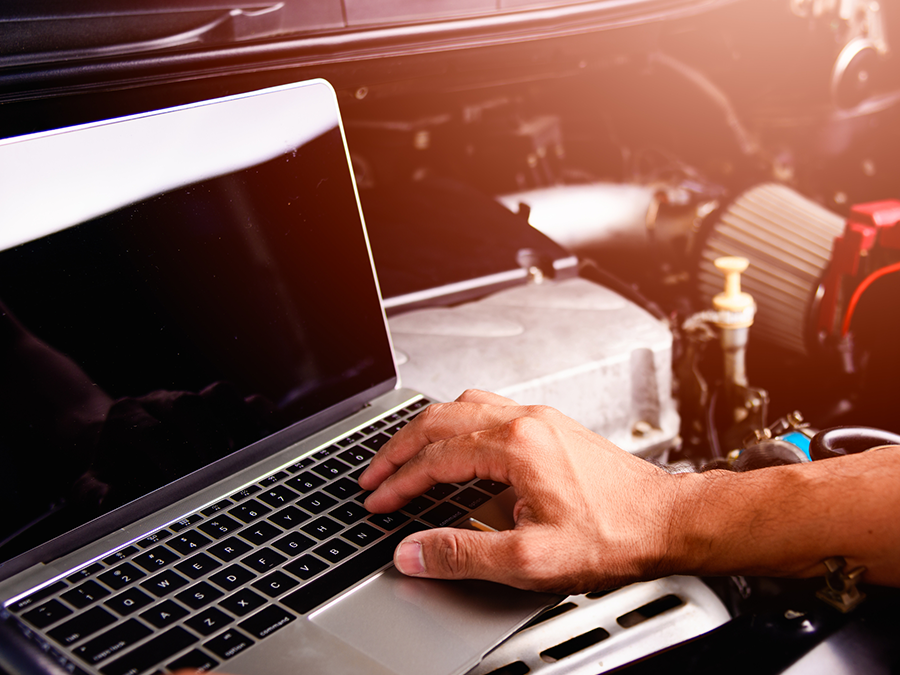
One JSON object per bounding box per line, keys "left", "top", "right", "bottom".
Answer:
{"left": 361, "top": 390, "right": 900, "bottom": 592}
{"left": 359, "top": 389, "right": 681, "bottom": 594}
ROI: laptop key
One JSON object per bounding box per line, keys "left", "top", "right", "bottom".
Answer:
{"left": 66, "top": 563, "right": 104, "bottom": 584}
{"left": 421, "top": 502, "right": 468, "bottom": 528}
{"left": 73, "top": 618, "right": 152, "bottom": 664}
{"left": 219, "top": 589, "right": 265, "bottom": 617}
{"left": 337, "top": 447, "right": 373, "bottom": 466}
{"left": 258, "top": 471, "right": 288, "bottom": 487}
{"left": 185, "top": 607, "right": 234, "bottom": 636}
{"left": 313, "top": 445, "right": 340, "bottom": 459}
{"left": 167, "top": 648, "right": 219, "bottom": 673}
{"left": 104, "top": 587, "right": 153, "bottom": 616}
{"left": 139, "top": 599, "right": 188, "bottom": 628}
{"left": 241, "top": 548, "right": 287, "bottom": 573}
{"left": 132, "top": 545, "right": 179, "bottom": 571}
{"left": 323, "top": 477, "right": 362, "bottom": 500}
{"left": 98, "top": 563, "right": 145, "bottom": 591}
{"left": 204, "top": 628, "right": 254, "bottom": 661}
{"left": 230, "top": 485, "right": 261, "bottom": 502}
{"left": 61, "top": 580, "right": 111, "bottom": 609}
{"left": 362, "top": 420, "right": 386, "bottom": 434}
{"left": 99, "top": 626, "right": 196, "bottom": 675}
{"left": 136, "top": 529, "right": 172, "bottom": 548}
{"left": 360, "top": 433, "right": 390, "bottom": 452}
{"left": 228, "top": 499, "right": 272, "bottom": 523}
{"left": 367, "top": 512, "right": 409, "bottom": 531}
{"left": 301, "top": 516, "right": 343, "bottom": 541}
{"left": 168, "top": 529, "right": 213, "bottom": 554}
{"left": 210, "top": 564, "right": 256, "bottom": 592}
{"left": 452, "top": 487, "right": 492, "bottom": 510}
{"left": 284, "top": 458, "right": 314, "bottom": 473}
{"left": 283, "top": 555, "right": 328, "bottom": 581}
{"left": 475, "top": 479, "right": 509, "bottom": 495}
{"left": 268, "top": 505, "right": 310, "bottom": 529}
{"left": 384, "top": 422, "right": 405, "bottom": 436}
{"left": 251, "top": 570, "right": 299, "bottom": 598}
{"left": 207, "top": 536, "right": 252, "bottom": 562}
{"left": 313, "top": 539, "right": 356, "bottom": 564}
{"left": 198, "top": 515, "right": 243, "bottom": 540}
{"left": 336, "top": 433, "right": 364, "bottom": 447}
{"left": 311, "top": 458, "right": 351, "bottom": 479}
{"left": 170, "top": 514, "right": 203, "bottom": 532}
{"left": 284, "top": 472, "right": 325, "bottom": 493}
{"left": 140, "top": 569, "right": 189, "bottom": 597}
{"left": 257, "top": 485, "right": 299, "bottom": 508}
{"left": 297, "top": 492, "right": 337, "bottom": 514}
{"left": 201, "top": 500, "right": 232, "bottom": 517}
{"left": 176, "top": 581, "right": 224, "bottom": 610}
{"left": 272, "top": 531, "right": 316, "bottom": 557}
{"left": 329, "top": 502, "right": 368, "bottom": 525}
{"left": 426, "top": 483, "right": 458, "bottom": 500}
{"left": 238, "top": 604, "right": 296, "bottom": 640}
{"left": 342, "top": 523, "right": 384, "bottom": 547}
{"left": 238, "top": 521, "right": 282, "bottom": 546}
{"left": 47, "top": 606, "right": 116, "bottom": 646}
{"left": 400, "top": 495, "right": 434, "bottom": 515}
{"left": 175, "top": 553, "right": 222, "bottom": 579}
{"left": 281, "top": 521, "right": 429, "bottom": 615}
{"left": 10, "top": 582, "right": 68, "bottom": 613}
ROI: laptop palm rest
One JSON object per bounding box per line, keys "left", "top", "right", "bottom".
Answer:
{"left": 312, "top": 571, "right": 554, "bottom": 675}
{"left": 309, "top": 492, "right": 558, "bottom": 675}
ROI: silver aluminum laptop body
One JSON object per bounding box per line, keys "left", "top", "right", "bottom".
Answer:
{"left": 0, "top": 79, "right": 556, "bottom": 675}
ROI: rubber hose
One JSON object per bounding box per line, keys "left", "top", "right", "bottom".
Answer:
{"left": 809, "top": 426, "right": 900, "bottom": 461}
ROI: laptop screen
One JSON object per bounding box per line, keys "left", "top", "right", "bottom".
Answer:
{"left": 0, "top": 82, "right": 396, "bottom": 570}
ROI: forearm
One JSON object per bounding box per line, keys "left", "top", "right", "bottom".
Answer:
{"left": 670, "top": 446, "right": 900, "bottom": 586}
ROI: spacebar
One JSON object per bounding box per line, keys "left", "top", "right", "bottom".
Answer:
{"left": 281, "top": 520, "right": 429, "bottom": 614}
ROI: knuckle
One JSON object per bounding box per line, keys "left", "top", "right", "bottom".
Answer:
{"left": 457, "top": 388, "right": 484, "bottom": 402}
{"left": 414, "top": 401, "right": 444, "bottom": 425}
{"left": 434, "top": 532, "right": 470, "bottom": 577}
{"left": 504, "top": 414, "right": 547, "bottom": 443}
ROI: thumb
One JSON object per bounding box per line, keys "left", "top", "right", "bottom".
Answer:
{"left": 393, "top": 527, "right": 520, "bottom": 584}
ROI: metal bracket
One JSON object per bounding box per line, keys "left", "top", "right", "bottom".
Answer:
{"left": 817, "top": 556, "right": 866, "bottom": 612}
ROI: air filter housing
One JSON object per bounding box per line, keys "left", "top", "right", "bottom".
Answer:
{"left": 697, "top": 183, "right": 845, "bottom": 355}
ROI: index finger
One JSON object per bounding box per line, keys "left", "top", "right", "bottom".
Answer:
{"left": 363, "top": 423, "right": 517, "bottom": 513}
{"left": 357, "top": 391, "right": 521, "bottom": 491}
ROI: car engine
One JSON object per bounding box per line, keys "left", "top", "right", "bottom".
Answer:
{"left": 329, "top": 1, "right": 900, "bottom": 669}
{"left": 2, "top": 0, "right": 900, "bottom": 671}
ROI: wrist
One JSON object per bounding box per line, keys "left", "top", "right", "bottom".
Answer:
{"left": 660, "top": 470, "right": 721, "bottom": 577}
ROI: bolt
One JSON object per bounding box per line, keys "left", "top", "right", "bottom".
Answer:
{"left": 632, "top": 420, "right": 654, "bottom": 437}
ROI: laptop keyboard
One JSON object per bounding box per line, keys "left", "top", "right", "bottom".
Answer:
{"left": 6, "top": 397, "right": 509, "bottom": 675}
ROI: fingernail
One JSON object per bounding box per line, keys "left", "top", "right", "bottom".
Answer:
{"left": 395, "top": 540, "right": 425, "bottom": 575}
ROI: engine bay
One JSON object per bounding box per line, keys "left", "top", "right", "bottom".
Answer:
{"left": 333, "top": 1, "right": 900, "bottom": 668}
{"left": 3, "top": 0, "right": 900, "bottom": 671}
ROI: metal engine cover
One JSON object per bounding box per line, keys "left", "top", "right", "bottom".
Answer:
{"left": 388, "top": 277, "right": 678, "bottom": 456}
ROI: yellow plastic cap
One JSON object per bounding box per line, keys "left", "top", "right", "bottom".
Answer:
{"left": 712, "top": 256, "right": 755, "bottom": 326}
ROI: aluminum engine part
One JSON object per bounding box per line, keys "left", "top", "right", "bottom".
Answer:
{"left": 495, "top": 184, "right": 657, "bottom": 254}
{"left": 388, "top": 277, "right": 678, "bottom": 456}
{"left": 697, "top": 183, "right": 845, "bottom": 356}
{"left": 465, "top": 576, "right": 730, "bottom": 675}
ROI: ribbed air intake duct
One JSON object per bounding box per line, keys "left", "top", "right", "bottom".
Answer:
{"left": 697, "top": 183, "right": 844, "bottom": 355}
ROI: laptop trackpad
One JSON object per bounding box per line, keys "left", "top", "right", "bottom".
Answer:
{"left": 311, "top": 569, "right": 553, "bottom": 675}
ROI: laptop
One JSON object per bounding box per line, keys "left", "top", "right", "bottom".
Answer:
{"left": 0, "top": 79, "right": 557, "bottom": 675}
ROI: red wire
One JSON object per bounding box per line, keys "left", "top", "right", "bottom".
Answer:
{"left": 841, "top": 261, "right": 900, "bottom": 336}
